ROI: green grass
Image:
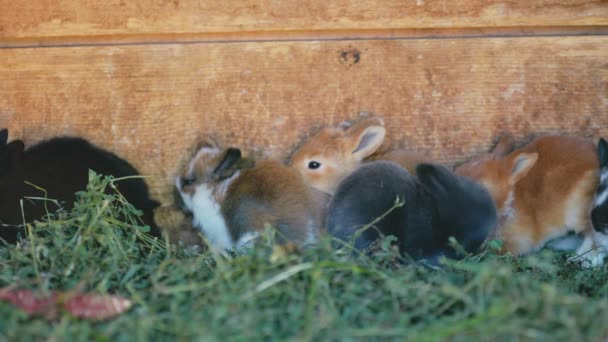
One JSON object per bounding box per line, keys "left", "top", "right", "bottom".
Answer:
{"left": 2, "top": 172, "right": 608, "bottom": 341}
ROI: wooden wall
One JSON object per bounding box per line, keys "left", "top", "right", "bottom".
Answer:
{"left": 1, "top": 1, "right": 607, "bottom": 205}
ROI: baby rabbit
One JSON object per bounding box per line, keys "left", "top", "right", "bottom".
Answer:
{"left": 289, "top": 116, "right": 427, "bottom": 195}
{"left": 175, "top": 141, "right": 319, "bottom": 252}
{"left": 0, "top": 129, "right": 161, "bottom": 243}
{"left": 326, "top": 161, "right": 497, "bottom": 264}
{"left": 455, "top": 134, "right": 600, "bottom": 259}
{"left": 590, "top": 138, "right": 608, "bottom": 255}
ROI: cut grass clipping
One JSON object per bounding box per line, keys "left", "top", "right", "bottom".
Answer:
{"left": 2, "top": 171, "right": 608, "bottom": 341}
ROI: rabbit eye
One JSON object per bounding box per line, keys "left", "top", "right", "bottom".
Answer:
{"left": 181, "top": 177, "right": 195, "bottom": 187}
{"left": 308, "top": 161, "right": 321, "bottom": 170}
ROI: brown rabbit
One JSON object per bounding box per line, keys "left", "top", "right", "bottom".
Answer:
{"left": 176, "top": 142, "right": 319, "bottom": 252}
{"left": 455, "top": 134, "right": 603, "bottom": 264}
{"left": 289, "top": 116, "right": 427, "bottom": 195}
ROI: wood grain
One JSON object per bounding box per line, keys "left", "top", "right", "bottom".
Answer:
{"left": 1, "top": 37, "right": 607, "bottom": 204}
{"left": 1, "top": 1, "right": 607, "bottom": 47}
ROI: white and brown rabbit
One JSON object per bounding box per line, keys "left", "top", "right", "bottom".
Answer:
{"left": 175, "top": 141, "right": 320, "bottom": 252}
{"left": 326, "top": 161, "right": 497, "bottom": 264}
{"left": 455, "top": 134, "right": 602, "bottom": 263}
{"left": 289, "top": 116, "right": 427, "bottom": 195}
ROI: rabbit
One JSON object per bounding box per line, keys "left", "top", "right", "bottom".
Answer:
{"left": 175, "top": 141, "right": 320, "bottom": 252}
{"left": 289, "top": 116, "right": 428, "bottom": 196}
{"left": 588, "top": 138, "right": 608, "bottom": 261}
{"left": 0, "top": 129, "right": 161, "bottom": 243}
{"left": 325, "top": 161, "right": 497, "bottom": 264}
{"left": 454, "top": 134, "right": 601, "bottom": 262}
{"left": 591, "top": 138, "right": 608, "bottom": 233}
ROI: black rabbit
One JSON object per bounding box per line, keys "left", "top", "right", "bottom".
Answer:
{"left": 0, "top": 129, "right": 160, "bottom": 243}
{"left": 325, "top": 161, "right": 497, "bottom": 264}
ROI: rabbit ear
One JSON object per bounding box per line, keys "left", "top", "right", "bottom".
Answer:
{"left": 197, "top": 137, "right": 219, "bottom": 150}
{"left": 346, "top": 117, "right": 385, "bottom": 135}
{"left": 213, "top": 148, "right": 242, "bottom": 181}
{"left": 346, "top": 119, "right": 386, "bottom": 161}
{"left": 508, "top": 152, "right": 538, "bottom": 185}
{"left": 416, "top": 163, "right": 452, "bottom": 198}
{"left": 350, "top": 126, "right": 386, "bottom": 161}
{"left": 0, "top": 129, "right": 7, "bottom": 146}
{"left": 2, "top": 140, "right": 25, "bottom": 165}
{"left": 598, "top": 138, "right": 608, "bottom": 169}
{"left": 491, "top": 133, "right": 515, "bottom": 157}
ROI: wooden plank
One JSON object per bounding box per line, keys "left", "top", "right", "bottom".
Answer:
{"left": 1, "top": 1, "right": 607, "bottom": 47}
{"left": 1, "top": 36, "right": 607, "bottom": 204}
